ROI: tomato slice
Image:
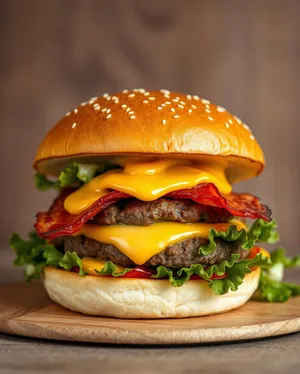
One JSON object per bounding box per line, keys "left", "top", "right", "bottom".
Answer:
{"left": 119, "top": 266, "right": 155, "bottom": 279}
{"left": 190, "top": 273, "right": 227, "bottom": 280}
{"left": 247, "top": 246, "right": 261, "bottom": 259}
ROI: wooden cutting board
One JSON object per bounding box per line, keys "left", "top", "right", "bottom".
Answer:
{"left": 1, "top": 282, "right": 300, "bottom": 345}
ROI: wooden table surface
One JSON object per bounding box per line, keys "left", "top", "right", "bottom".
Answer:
{"left": 1, "top": 249, "right": 300, "bottom": 374}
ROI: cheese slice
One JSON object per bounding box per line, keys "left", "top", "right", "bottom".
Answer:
{"left": 64, "top": 159, "right": 232, "bottom": 215}
{"left": 81, "top": 258, "right": 125, "bottom": 276}
{"left": 79, "top": 220, "right": 247, "bottom": 265}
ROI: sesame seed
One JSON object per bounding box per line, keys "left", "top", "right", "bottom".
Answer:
{"left": 165, "top": 101, "right": 171, "bottom": 105}
{"left": 143, "top": 100, "right": 148, "bottom": 104}
{"left": 228, "top": 119, "right": 233, "bottom": 124}
{"left": 178, "top": 104, "right": 184, "bottom": 109}
{"left": 149, "top": 97, "right": 155, "bottom": 100}
{"left": 173, "top": 115, "right": 179, "bottom": 119}
{"left": 157, "top": 106, "right": 162, "bottom": 110}
{"left": 103, "top": 93, "right": 109, "bottom": 98}
{"left": 175, "top": 96, "right": 180, "bottom": 100}
{"left": 162, "top": 89, "right": 170, "bottom": 94}
{"left": 94, "top": 106, "right": 100, "bottom": 111}
{"left": 122, "top": 89, "right": 128, "bottom": 93}
{"left": 201, "top": 99, "right": 210, "bottom": 104}
{"left": 161, "top": 103, "right": 166, "bottom": 107}
{"left": 193, "top": 95, "right": 200, "bottom": 100}
{"left": 225, "top": 122, "right": 230, "bottom": 128}
{"left": 172, "top": 99, "right": 179, "bottom": 103}
{"left": 192, "top": 105, "right": 197, "bottom": 109}
{"left": 208, "top": 116, "right": 214, "bottom": 121}
{"left": 72, "top": 122, "right": 76, "bottom": 128}
{"left": 106, "top": 114, "right": 112, "bottom": 119}
{"left": 138, "top": 88, "right": 145, "bottom": 93}
{"left": 128, "top": 111, "right": 134, "bottom": 115}
{"left": 113, "top": 100, "right": 119, "bottom": 104}
{"left": 80, "top": 102, "right": 87, "bottom": 106}
{"left": 205, "top": 109, "right": 211, "bottom": 113}
{"left": 234, "top": 116, "right": 242, "bottom": 124}
{"left": 93, "top": 103, "right": 100, "bottom": 107}
{"left": 106, "top": 109, "right": 111, "bottom": 113}
{"left": 101, "top": 108, "right": 107, "bottom": 112}
{"left": 130, "top": 115, "right": 136, "bottom": 119}
{"left": 126, "top": 108, "right": 131, "bottom": 112}
{"left": 187, "top": 95, "right": 192, "bottom": 100}
{"left": 74, "top": 108, "right": 78, "bottom": 114}
{"left": 164, "top": 94, "right": 170, "bottom": 99}
{"left": 121, "top": 104, "right": 127, "bottom": 109}
{"left": 217, "top": 106, "right": 226, "bottom": 112}
{"left": 162, "top": 119, "right": 167, "bottom": 125}
{"left": 66, "top": 111, "right": 71, "bottom": 116}
{"left": 250, "top": 135, "right": 255, "bottom": 140}
{"left": 133, "top": 89, "right": 139, "bottom": 92}
{"left": 144, "top": 92, "right": 150, "bottom": 96}
{"left": 89, "top": 96, "right": 98, "bottom": 104}
{"left": 188, "top": 109, "right": 193, "bottom": 113}
{"left": 112, "top": 96, "right": 118, "bottom": 100}
{"left": 170, "top": 108, "right": 176, "bottom": 113}
{"left": 106, "top": 96, "right": 111, "bottom": 101}
{"left": 243, "top": 124, "right": 251, "bottom": 132}
{"left": 128, "top": 93, "right": 135, "bottom": 98}
{"left": 180, "top": 101, "right": 186, "bottom": 105}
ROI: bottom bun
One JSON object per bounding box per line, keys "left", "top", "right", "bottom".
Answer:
{"left": 43, "top": 267, "right": 260, "bottom": 319}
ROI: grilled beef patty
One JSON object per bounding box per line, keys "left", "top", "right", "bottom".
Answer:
{"left": 92, "top": 198, "right": 232, "bottom": 226}
{"left": 62, "top": 235, "right": 249, "bottom": 268}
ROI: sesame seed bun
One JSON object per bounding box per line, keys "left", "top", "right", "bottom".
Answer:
{"left": 34, "top": 89, "right": 264, "bottom": 184}
{"left": 43, "top": 266, "right": 260, "bottom": 318}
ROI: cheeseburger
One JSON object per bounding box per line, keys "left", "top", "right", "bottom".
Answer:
{"left": 10, "top": 89, "right": 300, "bottom": 318}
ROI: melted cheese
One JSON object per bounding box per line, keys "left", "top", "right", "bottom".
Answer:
{"left": 64, "top": 159, "right": 232, "bottom": 215}
{"left": 79, "top": 220, "right": 247, "bottom": 265}
{"left": 81, "top": 258, "right": 125, "bottom": 276}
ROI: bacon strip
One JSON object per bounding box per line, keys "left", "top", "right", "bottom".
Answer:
{"left": 35, "top": 184, "right": 271, "bottom": 239}
{"left": 167, "top": 184, "right": 272, "bottom": 221}
{"left": 35, "top": 189, "right": 130, "bottom": 239}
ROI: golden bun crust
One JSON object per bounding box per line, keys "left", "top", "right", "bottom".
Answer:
{"left": 34, "top": 89, "right": 265, "bottom": 183}
{"left": 43, "top": 267, "right": 260, "bottom": 319}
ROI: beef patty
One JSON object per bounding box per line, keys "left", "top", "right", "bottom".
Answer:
{"left": 92, "top": 198, "right": 232, "bottom": 226}
{"left": 62, "top": 235, "right": 249, "bottom": 268}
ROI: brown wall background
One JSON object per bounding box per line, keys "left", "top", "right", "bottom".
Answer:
{"left": 1, "top": 0, "right": 300, "bottom": 259}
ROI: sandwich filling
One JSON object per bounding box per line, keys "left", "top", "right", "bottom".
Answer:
{"left": 10, "top": 158, "right": 300, "bottom": 301}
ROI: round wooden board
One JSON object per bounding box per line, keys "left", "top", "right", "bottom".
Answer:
{"left": 1, "top": 282, "right": 300, "bottom": 345}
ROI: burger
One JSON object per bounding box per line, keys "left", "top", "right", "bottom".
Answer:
{"left": 10, "top": 89, "right": 300, "bottom": 318}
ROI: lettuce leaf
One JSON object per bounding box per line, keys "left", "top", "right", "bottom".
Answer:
{"left": 34, "top": 173, "right": 59, "bottom": 191}
{"left": 95, "top": 261, "right": 132, "bottom": 277}
{"left": 258, "top": 247, "right": 300, "bottom": 302}
{"left": 199, "top": 219, "right": 279, "bottom": 255}
{"left": 10, "top": 232, "right": 299, "bottom": 302}
{"left": 152, "top": 253, "right": 271, "bottom": 295}
{"left": 10, "top": 232, "right": 84, "bottom": 280}
{"left": 35, "top": 162, "right": 103, "bottom": 191}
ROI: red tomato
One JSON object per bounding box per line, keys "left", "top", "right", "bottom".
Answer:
{"left": 190, "top": 273, "right": 227, "bottom": 280}
{"left": 247, "top": 246, "right": 261, "bottom": 259}
{"left": 120, "top": 266, "right": 155, "bottom": 279}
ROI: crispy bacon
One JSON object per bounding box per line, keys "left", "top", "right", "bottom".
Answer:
{"left": 35, "top": 189, "right": 130, "bottom": 239}
{"left": 167, "top": 184, "right": 272, "bottom": 221}
{"left": 35, "top": 184, "right": 272, "bottom": 239}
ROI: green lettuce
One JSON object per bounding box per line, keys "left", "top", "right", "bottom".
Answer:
{"left": 200, "top": 219, "right": 279, "bottom": 255}
{"left": 152, "top": 253, "right": 271, "bottom": 295}
{"left": 9, "top": 232, "right": 299, "bottom": 302}
{"left": 258, "top": 248, "right": 300, "bottom": 302}
{"left": 10, "top": 232, "right": 84, "bottom": 281}
{"left": 34, "top": 173, "right": 59, "bottom": 191}
{"left": 35, "top": 162, "right": 104, "bottom": 191}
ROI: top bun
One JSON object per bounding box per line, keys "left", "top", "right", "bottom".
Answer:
{"left": 34, "top": 89, "right": 265, "bottom": 184}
